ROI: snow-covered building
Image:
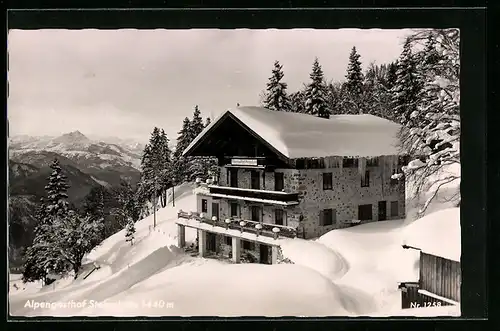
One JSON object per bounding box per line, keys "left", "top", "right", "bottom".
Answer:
{"left": 176, "top": 106, "right": 407, "bottom": 264}
{"left": 398, "top": 208, "right": 461, "bottom": 309}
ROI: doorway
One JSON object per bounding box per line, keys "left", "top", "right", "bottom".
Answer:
{"left": 259, "top": 244, "right": 271, "bottom": 264}
{"left": 206, "top": 232, "right": 217, "bottom": 253}
{"left": 378, "top": 201, "right": 387, "bottom": 221}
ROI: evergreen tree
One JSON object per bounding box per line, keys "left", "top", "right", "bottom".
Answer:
{"left": 262, "top": 61, "right": 292, "bottom": 112}
{"left": 399, "top": 29, "right": 460, "bottom": 215}
{"left": 56, "top": 210, "right": 104, "bottom": 278}
{"left": 304, "top": 58, "right": 330, "bottom": 119}
{"left": 289, "top": 90, "right": 306, "bottom": 113}
{"left": 391, "top": 40, "right": 423, "bottom": 125}
{"left": 385, "top": 61, "right": 398, "bottom": 92}
{"left": 344, "top": 46, "right": 365, "bottom": 114}
{"left": 326, "top": 82, "right": 344, "bottom": 115}
{"left": 190, "top": 105, "right": 205, "bottom": 139}
{"left": 205, "top": 117, "right": 211, "bottom": 127}
{"left": 22, "top": 200, "right": 54, "bottom": 283}
{"left": 44, "top": 159, "right": 69, "bottom": 219}
{"left": 125, "top": 220, "right": 136, "bottom": 246}
{"left": 174, "top": 117, "right": 192, "bottom": 159}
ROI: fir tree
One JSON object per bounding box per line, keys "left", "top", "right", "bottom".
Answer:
{"left": 56, "top": 210, "right": 104, "bottom": 278}
{"left": 399, "top": 29, "right": 461, "bottom": 215}
{"left": 190, "top": 105, "right": 205, "bottom": 139}
{"left": 289, "top": 90, "right": 306, "bottom": 113}
{"left": 44, "top": 159, "right": 70, "bottom": 219}
{"left": 304, "top": 58, "right": 330, "bottom": 119}
{"left": 344, "top": 46, "right": 365, "bottom": 114}
{"left": 262, "top": 61, "right": 292, "bottom": 112}
{"left": 391, "top": 40, "right": 423, "bottom": 125}
{"left": 385, "top": 61, "right": 398, "bottom": 91}
{"left": 125, "top": 220, "right": 136, "bottom": 246}
{"left": 22, "top": 200, "right": 53, "bottom": 283}
{"left": 174, "top": 117, "right": 192, "bottom": 159}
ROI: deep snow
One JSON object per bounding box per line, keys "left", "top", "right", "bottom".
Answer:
{"left": 9, "top": 177, "right": 461, "bottom": 317}
{"left": 184, "top": 106, "right": 401, "bottom": 159}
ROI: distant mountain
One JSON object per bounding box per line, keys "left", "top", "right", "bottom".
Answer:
{"left": 8, "top": 131, "right": 146, "bottom": 269}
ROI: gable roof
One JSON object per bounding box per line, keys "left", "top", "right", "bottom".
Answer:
{"left": 183, "top": 106, "right": 402, "bottom": 159}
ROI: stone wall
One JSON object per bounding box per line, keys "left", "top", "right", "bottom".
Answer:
{"left": 204, "top": 159, "right": 406, "bottom": 240}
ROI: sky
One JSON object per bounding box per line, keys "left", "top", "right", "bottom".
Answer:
{"left": 8, "top": 29, "right": 412, "bottom": 143}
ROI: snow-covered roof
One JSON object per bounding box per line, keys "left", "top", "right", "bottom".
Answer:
{"left": 403, "top": 208, "right": 461, "bottom": 262}
{"left": 183, "top": 106, "right": 402, "bottom": 159}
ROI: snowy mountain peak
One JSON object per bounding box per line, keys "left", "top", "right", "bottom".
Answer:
{"left": 54, "top": 131, "right": 90, "bottom": 144}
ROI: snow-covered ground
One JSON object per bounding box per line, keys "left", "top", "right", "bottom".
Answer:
{"left": 9, "top": 176, "right": 461, "bottom": 317}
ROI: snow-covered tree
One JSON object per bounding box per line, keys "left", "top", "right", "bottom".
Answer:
{"left": 81, "top": 185, "right": 108, "bottom": 240}
{"left": 22, "top": 200, "right": 56, "bottom": 283}
{"left": 114, "top": 180, "right": 142, "bottom": 227}
{"left": 289, "top": 89, "right": 306, "bottom": 113}
{"left": 326, "top": 82, "right": 344, "bottom": 115}
{"left": 44, "top": 159, "right": 69, "bottom": 219}
{"left": 399, "top": 29, "right": 460, "bottom": 215}
{"left": 391, "top": 40, "right": 423, "bottom": 125}
{"left": 343, "top": 47, "right": 365, "bottom": 114}
{"left": 363, "top": 62, "right": 393, "bottom": 119}
{"left": 56, "top": 210, "right": 104, "bottom": 278}
{"left": 125, "top": 220, "right": 136, "bottom": 246}
{"left": 304, "top": 58, "right": 330, "bottom": 119}
{"left": 262, "top": 61, "right": 292, "bottom": 112}
{"left": 190, "top": 105, "right": 205, "bottom": 140}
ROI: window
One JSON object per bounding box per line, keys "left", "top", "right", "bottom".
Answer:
{"left": 275, "top": 209, "right": 285, "bottom": 226}
{"left": 361, "top": 171, "right": 370, "bottom": 187}
{"left": 201, "top": 199, "right": 208, "bottom": 213}
{"left": 343, "top": 157, "right": 359, "bottom": 168}
{"left": 242, "top": 240, "right": 254, "bottom": 250}
{"left": 391, "top": 201, "right": 399, "bottom": 217}
{"left": 358, "top": 204, "right": 373, "bottom": 221}
{"left": 320, "top": 208, "right": 335, "bottom": 226}
{"left": 275, "top": 172, "right": 284, "bottom": 191}
{"left": 211, "top": 202, "right": 219, "bottom": 220}
{"left": 367, "top": 157, "right": 379, "bottom": 167}
{"left": 225, "top": 236, "right": 232, "bottom": 245}
{"left": 251, "top": 205, "right": 261, "bottom": 223}
{"left": 323, "top": 172, "right": 333, "bottom": 190}
{"left": 229, "top": 169, "right": 238, "bottom": 188}
{"left": 230, "top": 202, "right": 239, "bottom": 217}
{"left": 251, "top": 170, "right": 260, "bottom": 189}
{"left": 390, "top": 169, "right": 399, "bottom": 186}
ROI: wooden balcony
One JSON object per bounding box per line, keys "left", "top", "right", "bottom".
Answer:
{"left": 207, "top": 185, "right": 300, "bottom": 205}
{"left": 178, "top": 210, "right": 298, "bottom": 239}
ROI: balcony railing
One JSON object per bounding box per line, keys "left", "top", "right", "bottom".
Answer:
{"left": 207, "top": 185, "right": 300, "bottom": 204}
{"left": 177, "top": 210, "right": 298, "bottom": 239}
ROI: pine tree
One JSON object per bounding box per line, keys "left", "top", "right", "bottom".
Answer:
{"left": 57, "top": 211, "right": 104, "bottom": 278}
{"left": 174, "top": 117, "right": 192, "bottom": 159}
{"left": 385, "top": 61, "right": 398, "bottom": 92}
{"left": 44, "top": 159, "right": 70, "bottom": 219}
{"left": 125, "top": 220, "right": 136, "bottom": 246}
{"left": 262, "top": 61, "right": 292, "bottom": 112}
{"left": 344, "top": 47, "right": 365, "bottom": 114}
{"left": 190, "top": 105, "right": 205, "bottom": 139}
{"left": 22, "top": 200, "right": 53, "bottom": 283}
{"left": 391, "top": 40, "right": 423, "bottom": 125}
{"left": 304, "top": 58, "right": 330, "bottom": 119}
{"left": 289, "top": 90, "right": 306, "bottom": 113}
{"left": 399, "top": 29, "right": 460, "bottom": 215}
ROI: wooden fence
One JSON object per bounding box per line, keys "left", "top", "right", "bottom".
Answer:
{"left": 420, "top": 252, "right": 461, "bottom": 303}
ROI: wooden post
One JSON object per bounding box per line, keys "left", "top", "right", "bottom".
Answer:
{"left": 271, "top": 246, "right": 279, "bottom": 264}
{"left": 232, "top": 237, "right": 241, "bottom": 263}
{"left": 177, "top": 224, "right": 185, "bottom": 248}
{"left": 198, "top": 229, "right": 206, "bottom": 257}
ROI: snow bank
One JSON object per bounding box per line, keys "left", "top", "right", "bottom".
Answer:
{"left": 403, "top": 208, "right": 461, "bottom": 262}
{"left": 72, "top": 264, "right": 349, "bottom": 317}
{"left": 184, "top": 106, "right": 401, "bottom": 159}
{"left": 279, "top": 238, "right": 348, "bottom": 280}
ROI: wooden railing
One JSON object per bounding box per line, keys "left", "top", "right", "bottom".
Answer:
{"left": 177, "top": 210, "right": 298, "bottom": 239}
{"left": 208, "top": 185, "right": 300, "bottom": 203}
